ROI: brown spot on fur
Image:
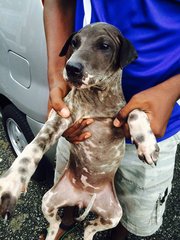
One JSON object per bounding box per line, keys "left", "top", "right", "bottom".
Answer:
{"left": 34, "top": 158, "right": 40, "bottom": 166}
{"left": 37, "top": 142, "right": 46, "bottom": 150}
{"left": 20, "top": 157, "right": 30, "bottom": 164}
{"left": 129, "top": 113, "right": 138, "bottom": 121}
{"left": 100, "top": 217, "right": 112, "bottom": 225}
{"left": 135, "top": 134, "right": 145, "bottom": 143}
{"left": 48, "top": 207, "right": 54, "bottom": 213}
{"left": 35, "top": 136, "right": 49, "bottom": 150}
{"left": 18, "top": 167, "right": 27, "bottom": 175}
{"left": 32, "top": 147, "right": 40, "bottom": 154}
{"left": 20, "top": 176, "right": 26, "bottom": 183}
{"left": 49, "top": 213, "right": 54, "bottom": 217}
{"left": 44, "top": 128, "right": 54, "bottom": 139}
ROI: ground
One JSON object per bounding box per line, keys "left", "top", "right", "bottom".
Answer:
{"left": 0, "top": 118, "right": 179, "bottom": 240}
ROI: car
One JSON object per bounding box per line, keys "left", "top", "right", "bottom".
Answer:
{"left": 0, "top": 0, "right": 54, "bottom": 181}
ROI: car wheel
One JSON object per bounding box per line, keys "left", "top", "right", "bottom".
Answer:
{"left": 2, "top": 104, "right": 33, "bottom": 155}
{"left": 1, "top": 104, "right": 54, "bottom": 183}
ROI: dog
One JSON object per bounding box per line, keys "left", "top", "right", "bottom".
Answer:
{"left": 0, "top": 23, "right": 159, "bottom": 240}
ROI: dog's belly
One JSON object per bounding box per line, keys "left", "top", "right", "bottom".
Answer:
{"left": 69, "top": 118, "right": 125, "bottom": 190}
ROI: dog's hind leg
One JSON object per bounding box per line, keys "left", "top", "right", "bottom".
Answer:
{"left": 41, "top": 194, "right": 61, "bottom": 240}
{"left": 84, "top": 215, "right": 119, "bottom": 240}
{"left": 84, "top": 181, "right": 122, "bottom": 240}
{"left": 41, "top": 169, "right": 80, "bottom": 240}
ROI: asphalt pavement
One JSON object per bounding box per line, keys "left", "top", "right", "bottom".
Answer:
{"left": 0, "top": 118, "right": 179, "bottom": 240}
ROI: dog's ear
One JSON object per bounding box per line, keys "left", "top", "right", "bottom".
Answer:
{"left": 118, "top": 36, "right": 138, "bottom": 69}
{"left": 59, "top": 32, "right": 76, "bottom": 57}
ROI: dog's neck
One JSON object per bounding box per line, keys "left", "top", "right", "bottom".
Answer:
{"left": 72, "top": 69, "right": 123, "bottom": 98}
{"left": 66, "top": 69, "right": 125, "bottom": 119}
{"left": 96, "top": 71, "right": 123, "bottom": 102}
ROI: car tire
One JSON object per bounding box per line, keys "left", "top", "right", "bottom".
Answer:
{"left": 1, "top": 104, "right": 54, "bottom": 183}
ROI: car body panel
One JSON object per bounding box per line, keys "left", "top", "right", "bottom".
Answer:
{"left": 0, "top": 0, "right": 48, "bottom": 131}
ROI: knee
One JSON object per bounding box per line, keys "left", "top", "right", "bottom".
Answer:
{"left": 42, "top": 192, "right": 54, "bottom": 216}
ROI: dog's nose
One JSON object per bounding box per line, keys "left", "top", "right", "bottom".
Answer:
{"left": 66, "top": 62, "right": 83, "bottom": 78}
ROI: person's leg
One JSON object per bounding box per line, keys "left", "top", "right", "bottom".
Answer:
{"left": 54, "top": 206, "right": 76, "bottom": 240}
{"left": 113, "top": 132, "right": 180, "bottom": 239}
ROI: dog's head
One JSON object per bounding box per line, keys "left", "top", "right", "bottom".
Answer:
{"left": 60, "top": 23, "right": 137, "bottom": 89}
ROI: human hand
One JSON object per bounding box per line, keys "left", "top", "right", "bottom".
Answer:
{"left": 48, "top": 73, "right": 71, "bottom": 118}
{"left": 113, "top": 82, "right": 176, "bottom": 138}
{"left": 63, "top": 118, "right": 94, "bottom": 144}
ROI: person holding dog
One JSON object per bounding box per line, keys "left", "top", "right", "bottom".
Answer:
{"left": 43, "top": 1, "right": 180, "bottom": 239}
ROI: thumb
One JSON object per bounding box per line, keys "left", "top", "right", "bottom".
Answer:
{"left": 50, "top": 88, "right": 70, "bottom": 118}
{"left": 113, "top": 100, "right": 136, "bottom": 127}
{"left": 58, "top": 100, "right": 70, "bottom": 118}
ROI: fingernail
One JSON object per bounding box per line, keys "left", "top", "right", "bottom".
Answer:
{"left": 59, "top": 108, "right": 70, "bottom": 118}
{"left": 85, "top": 132, "right": 91, "bottom": 139}
{"left": 78, "top": 119, "right": 83, "bottom": 124}
{"left": 113, "top": 118, "right": 121, "bottom": 127}
{"left": 86, "top": 119, "right": 94, "bottom": 125}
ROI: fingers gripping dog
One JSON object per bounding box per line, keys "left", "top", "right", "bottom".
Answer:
{"left": 0, "top": 23, "right": 159, "bottom": 240}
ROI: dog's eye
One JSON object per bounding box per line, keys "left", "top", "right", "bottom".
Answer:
{"left": 98, "top": 43, "right": 111, "bottom": 50}
{"left": 71, "top": 39, "right": 79, "bottom": 49}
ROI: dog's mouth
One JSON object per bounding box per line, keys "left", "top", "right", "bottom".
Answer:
{"left": 68, "top": 80, "right": 89, "bottom": 89}
{"left": 64, "top": 68, "right": 95, "bottom": 89}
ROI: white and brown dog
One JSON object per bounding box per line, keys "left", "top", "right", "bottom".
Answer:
{"left": 0, "top": 23, "right": 159, "bottom": 240}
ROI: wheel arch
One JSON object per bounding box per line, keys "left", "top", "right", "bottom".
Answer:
{"left": 0, "top": 94, "right": 12, "bottom": 109}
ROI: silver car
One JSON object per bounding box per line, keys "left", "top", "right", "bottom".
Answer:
{"left": 0, "top": 0, "right": 54, "bottom": 180}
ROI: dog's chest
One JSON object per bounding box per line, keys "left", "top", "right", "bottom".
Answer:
{"left": 64, "top": 86, "right": 125, "bottom": 182}
{"left": 70, "top": 118, "right": 125, "bottom": 178}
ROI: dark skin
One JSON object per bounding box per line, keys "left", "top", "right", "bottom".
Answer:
{"left": 43, "top": 0, "right": 75, "bottom": 117}
{"left": 43, "top": 1, "right": 180, "bottom": 239}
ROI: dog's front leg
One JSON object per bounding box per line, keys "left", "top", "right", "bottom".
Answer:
{"left": 128, "top": 109, "right": 160, "bottom": 165}
{"left": 0, "top": 110, "right": 72, "bottom": 219}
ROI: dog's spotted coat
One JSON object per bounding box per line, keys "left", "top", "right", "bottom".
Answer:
{"left": 0, "top": 23, "right": 159, "bottom": 240}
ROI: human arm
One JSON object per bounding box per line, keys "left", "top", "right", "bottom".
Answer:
{"left": 43, "top": 0, "right": 76, "bottom": 117}
{"left": 113, "top": 74, "right": 180, "bottom": 138}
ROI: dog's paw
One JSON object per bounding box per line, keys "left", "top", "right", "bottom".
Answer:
{"left": 128, "top": 109, "right": 160, "bottom": 165}
{"left": 0, "top": 170, "right": 26, "bottom": 220}
{"left": 132, "top": 134, "right": 160, "bottom": 165}
{"left": 0, "top": 191, "right": 16, "bottom": 220}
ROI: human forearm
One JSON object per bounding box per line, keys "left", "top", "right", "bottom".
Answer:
{"left": 43, "top": 0, "right": 76, "bottom": 116}
{"left": 44, "top": 0, "right": 76, "bottom": 90}
{"left": 158, "top": 74, "right": 180, "bottom": 103}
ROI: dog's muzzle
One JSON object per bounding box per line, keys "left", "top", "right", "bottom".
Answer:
{"left": 66, "top": 61, "right": 84, "bottom": 86}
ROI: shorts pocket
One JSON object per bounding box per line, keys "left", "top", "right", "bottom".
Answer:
{"left": 151, "top": 185, "right": 171, "bottom": 225}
